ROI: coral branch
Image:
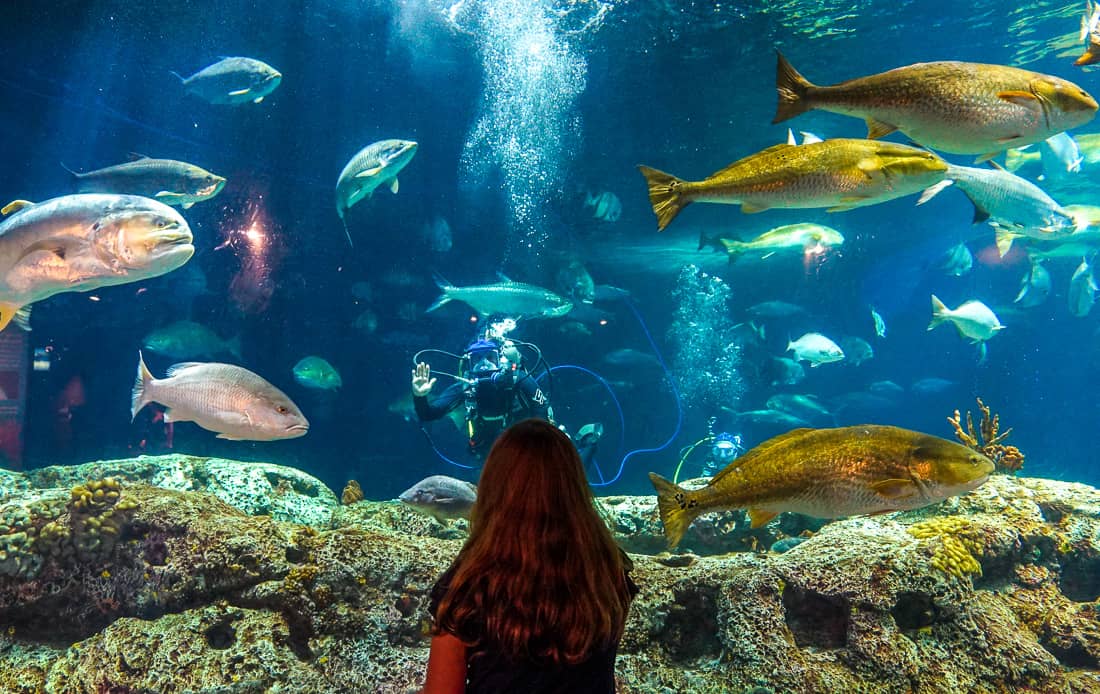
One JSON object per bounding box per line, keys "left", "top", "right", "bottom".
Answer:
{"left": 947, "top": 398, "right": 1024, "bottom": 474}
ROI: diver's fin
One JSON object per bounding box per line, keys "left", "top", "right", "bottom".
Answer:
{"left": 648, "top": 472, "right": 701, "bottom": 549}
{"left": 1, "top": 200, "right": 35, "bottom": 216}
{"left": 228, "top": 88, "right": 250, "bottom": 97}
{"left": 747, "top": 509, "right": 779, "bottom": 528}
{"left": 638, "top": 165, "right": 690, "bottom": 232}
{"left": 870, "top": 478, "right": 918, "bottom": 500}
{"left": 131, "top": 351, "right": 155, "bottom": 420}
{"left": 772, "top": 51, "right": 816, "bottom": 124}
{"left": 389, "top": 178, "right": 399, "bottom": 194}
{"left": 355, "top": 166, "right": 384, "bottom": 178}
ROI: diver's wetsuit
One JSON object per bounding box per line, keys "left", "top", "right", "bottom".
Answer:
{"left": 414, "top": 368, "right": 598, "bottom": 466}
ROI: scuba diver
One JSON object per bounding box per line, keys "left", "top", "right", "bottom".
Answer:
{"left": 411, "top": 322, "right": 602, "bottom": 466}
{"left": 671, "top": 416, "right": 745, "bottom": 482}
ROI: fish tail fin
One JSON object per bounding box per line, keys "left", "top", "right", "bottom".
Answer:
{"left": 648, "top": 472, "right": 701, "bottom": 549}
{"left": 427, "top": 273, "right": 455, "bottom": 312}
{"left": 169, "top": 70, "right": 186, "bottom": 83}
{"left": 131, "top": 351, "right": 156, "bottom": 420}
{"left": 720, "top": 238, "right": 746, "bottom": 263}
{"left": 772, "top": 51, "right": 816, "bottom": 124}
{"left": 928, "top": 294, "right": 949, "bottom": 331}
{"left": 0, "top": 304, "right": 30, "bottom": 333}
{"left": 59, "top": 162, "right": 80, "bottom": 180}
{"left": 637, "top": 165, "right": 689, "bottom": 232}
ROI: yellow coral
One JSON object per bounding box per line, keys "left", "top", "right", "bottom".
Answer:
{"left": 908, "top": 516, "right": 983, "bottom": 579}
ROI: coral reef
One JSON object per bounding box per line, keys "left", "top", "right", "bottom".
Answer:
{"left": 948, "top": 397, "right": 1026, "bottom": 473}
{"left": 340, "top": 480, "right": 363, "bottom": 505}
{"left": 0, "top": 457, "right": 1096, "bottom": 692}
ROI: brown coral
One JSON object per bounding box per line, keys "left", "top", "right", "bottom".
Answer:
{"left": 948, "top": 397, "right": 1025, "bottom": 473}
{"left": 341, "top": 480, "right": 364, "bottom": 505}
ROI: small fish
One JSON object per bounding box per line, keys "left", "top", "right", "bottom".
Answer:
{"left": 602, "top": 348, "right": 662, "bottom": 369}
{"left": 1014, "top": 259, "right": 1051, "bottom": 309}
{"left": 928, "top": 295, "right": 1005, "bottom": 343}
{"left": 0, "top": 195, "right": 194, "bottom": 331}
{"left": 399, "top": 475, "right": 478, "bottom": 522}
{"left": 787, "top": 332, "right": 845, "bottom": 367}
{"left": 1068, "top": 256, "right": 1098, "bottom": 317}
{"left": 769, "top": 357, "right": 806, "bottom": 387}
{"left": 335, "top": 139, "right": 419, "bottom": 245}
{"left": 918, "top": 164, "right": 1080, "bottom": 257}
{"left": 584, "top": 191, "right": 622, "bottom": 222}
{"left": 870, "top": 307, "right": 887, "bottom": 338}
{"left": 292, "top": 356, "right": 342, "bottom": 391}
{"left": 765, "top": 394, "right": 832, "bottom": 423}
{"left": 712, "top": 223, "right": 844, "bottom": 264}
{"left": 131, "top": 353, "right": 308, "bottom": 441}
{"left": 143, "top": 321, "right": 241, "bottom": 360}
{"left": 838, "top": 336, "right": 874, "bottom": 366}
{"left": 650, "top": 425, "right": 994, "bottom": 548}
{"left": 747, "top": 301, "right": 807, "bottom": 319}
{"left": 939, "top": 242, "right": 973, "bottom": 277}
{"left": 427, "top": 274, "right": 573, "bottom": 320}
{"left": 639, "top": 139, "right": 947, "bottom": 231}
{"left": 773, "top": 51, "right": 1097, "bottom": 158}
{"left": 173, "top": 57, "right": 282, "bottom": 105}
{"left": 1040, "top": 132, "right": 1083, "bottom": 177}
{"left": 910, "top": 378, "right": 957, "bottom": 395}
{"left": 730, "top": 409, "right": 811, "bottom": 429}
{"left": 63, "top": 156, "right": 225, "bottom": 209}
{"left": 867, "top": 380, "right": 905, "bottom": 397}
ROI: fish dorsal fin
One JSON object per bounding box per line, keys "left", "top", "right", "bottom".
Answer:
{"left": 865, "top": 117, "right": 897, "bottom": 139}
{"left": 871, "top": 478, "right": 918, "bottom": 500}
{"left": 165, "top": 362, "right": 205, "bottom": 378}
{"left": 708, "top": 428, "right": 813, "bottom": 485}
{"left": 2, "top": 200, "right": 35, "bottom": 216}
{"left": 748, "top": 509, "right": 779, "bottom": 528}
{"left": 786, "top": 128, "right": 797, "bottom": 146}
{"left": 127, "top": 152, "right": 150, "bottom": 161}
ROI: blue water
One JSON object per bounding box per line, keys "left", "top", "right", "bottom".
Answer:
{"left": 1, "top": 0, "right": 1096, "bottom": 497}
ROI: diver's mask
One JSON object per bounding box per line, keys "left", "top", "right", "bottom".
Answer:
{"left": 711, "top": 433, "right": 743, "bottom": 463}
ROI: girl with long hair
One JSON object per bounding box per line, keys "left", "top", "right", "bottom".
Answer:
{"left": 421, "top": 418, "right": 638, "bottom": 693}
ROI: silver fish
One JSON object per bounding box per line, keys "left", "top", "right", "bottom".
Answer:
{"left": 143, "top": 321, "right": 241, "bottom": 360}
{"left": 132, "top": 353, "right": 308, "bottom": 441}
{"left": 1069, "top": 256, "right": 1098, "bottom": 318}
{"left": 1013, "top": 260, "right": 1051, "bottom": 309}
{"left": 0, "top": 195, "right": 193, "bottom": 331}
{"left": 427, "top": 274, "right": 573, "bottom": 320}
{"left": 173, "top": 57, "right": 282, "bottom": 105}
{"left": 64, "top": 156, "right": 225, "bottom": 209}
{"left": 335, "top": 139, "right": 418, "bottom": 246}
{"left": 399, "top": 475, "right": 478, "bottom": 521}
{"left": 938, "top": 242, "right": 973, "bottom": 277}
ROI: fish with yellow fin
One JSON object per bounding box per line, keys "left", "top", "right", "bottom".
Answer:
{"left": 639, "top": 139, "right": 946, "bottom": 231}
{"left": 772, "top": 51, "right": 1097, "bottom": 159}
{"left": 649, "top": 425, "right": 994, "bottom": 549}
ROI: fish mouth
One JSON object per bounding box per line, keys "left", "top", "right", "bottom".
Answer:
{"left": 284, "top": 423, "right": 310, "bottom": 437}
{"left": 196, "top": 178, "right": 226, "bottom": 198}
{"left": 147, "top": 226, "right": 195, "bottom": 264}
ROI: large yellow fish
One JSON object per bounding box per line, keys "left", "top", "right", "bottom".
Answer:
{"left": 649, "top": 425, "right": 994, "bottom": 549}
{"left": 773, "top": 52, "right": 1097, "bottom": 158}
{"left": 639, "top": 139, "right": 946, "bottom": 231}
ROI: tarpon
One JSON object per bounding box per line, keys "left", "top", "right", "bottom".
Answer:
{"left": 335, "top": 139, "right": 418, "bottom": 246}
{"left": 427, "top": 274, "right": 573, "bottom": 320}
{"left": 0, "top": 195, "right": 194, "bottom": 331}
{"left": 64, "top": 156, "right": 225, "bottom": 209}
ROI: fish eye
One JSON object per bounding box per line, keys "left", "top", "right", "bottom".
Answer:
{"left": 276, "top": 405, "right": 288, "bottom": 414}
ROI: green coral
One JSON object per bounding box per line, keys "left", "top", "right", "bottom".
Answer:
{"left": 908, "top": 516, "right": 984, "bottom": 578}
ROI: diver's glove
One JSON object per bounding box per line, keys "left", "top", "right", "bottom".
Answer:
{"left": 412, "top": 362, "right": 437, "bottom": 397}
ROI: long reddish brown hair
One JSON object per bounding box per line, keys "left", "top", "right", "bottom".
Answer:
{"left": 432, "top": 418, "right": 634, "bottom": 665}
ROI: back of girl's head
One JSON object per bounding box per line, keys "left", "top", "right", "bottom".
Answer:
{"left": 433, "top": 418, "right": 634, "bottom": 665}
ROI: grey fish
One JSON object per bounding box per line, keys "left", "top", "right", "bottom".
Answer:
{"left": 729, "top": 409, "right": 811, "bottom": 429}
{"left": 0, "top": 195, "right": 193, "bottom": 331}
{"left": 910, "top": 378, "right": 956, "bottom": 396}
{"left": 173, "top": 57, "right": 282, "bottom": 105}
{"left": 1069, "top": 256, "right": 1098, "bottom": 318}
{"left": 427, "top": 274, "right": 573, "bottom": 320}
{"left": 868, "top": 380, "right": 905, "bottom": 397}
{"left": 1013, "top": 260, "right": 1051, "bottom": 309}
{"left": 746, "top": 300, "right": 807, "bottom": 319}
{"left": 603, "top": 348, "right": 662, "bottom": 369}
{"left": 770, "top": 357, "right": 805, "bottom": 387}
{"left": 63, "top": 156, "right": 225, "bottom": 209}
{"left": 938, "top": 242, "right": 973, "bottom": 277}
{"left": 838, "top": 336, "right": 874, "bottom": 366}
{"left": 766, "top": 393, "right": 831, "bottom": 423}
{"left": 143, "top": 321, "right": 241, "bottom": 360}
{"left": 335, "top": 139, "right": 418, "bottom": 246}
{"left": 399, "top": 475, "right": 478, "bottom": 521}
{"left": 132, "top": 353, "right": 308, "bottom": 441}
{"left": 556, "top": 259, "right": 595, "bottom": 303}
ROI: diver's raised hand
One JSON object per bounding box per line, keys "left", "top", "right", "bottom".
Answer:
{"left": 412, "top": 362, "right": 436, "bottom": 397}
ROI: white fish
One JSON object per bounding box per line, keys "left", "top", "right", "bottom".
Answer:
{"left": 1014, "top": 260, "right": 1051, "bottom": 309}
{"left": 786, "top": 332, "right": 845, "bottom": 367}
{"left": 870, "top": 307, "right": 886, "bottom": 338}
{"left": 335, "top": 139, "right": 419, "bottom": 246}
{"left": 131, "top": 353, "right": 309, "bottom": 441}
{"left": 584, "top": 191, "right": 622, "bottom": 222}
{"left": 938, "top": 242, "right": 973, "bottom": 277}
{"left": 1040, "top": 132, "right": 1083, "bottom": 177}
{"left": 1068, "top": 256, "right": 1098, "bottom": 317}
{"left": 172, "top": 57, "right": 281, "bottom": 105}
{"left": 928, "top": 295, "right": 1004, "bottom": 343}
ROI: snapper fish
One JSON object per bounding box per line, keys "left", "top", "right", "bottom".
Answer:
{"left": 650, "top": 425, "right": 994, "bottom": 548}
{"left": 787, "top": 332, "right": 845, "bottom": 367}
{"left": 335, "top": 139, "right": 418, "bottom": 246}
{"left": 584, "top": 190, "right": 622, "bottom": 222}
{"left": 173, "top": 57, "right": 281, "bottom": 105}
{"left": 0, "top": 195, "right": 193, "bottom": 331}
{"left": 131, "top": 353, "right": 308, "bottom": 441}
{"left": 928, "top": 295, "right": 1004, "bottom": 363}
{"left": 63, "top": 156, "right": 225, "bottom": 209}
{"left": 640, "top": 138, "right": 947, "bottom": 231}
{"left": 772, "top": 51, "right": 1097, "bottom": 158}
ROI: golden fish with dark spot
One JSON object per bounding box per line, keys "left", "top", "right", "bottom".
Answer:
{"left": 649, "top": 425, "right": 994, "bottom": 549}
{"left": 639, "top": 138, "right": 946, "bottom": 231}
{"left": 773, "top": 51, "right": 1097, "bottom": 158}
